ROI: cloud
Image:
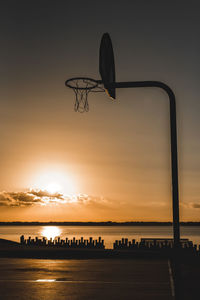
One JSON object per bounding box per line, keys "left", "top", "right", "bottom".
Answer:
{"left": 30, "top": 190, "right": 64, "bottom": 199}
{"left": 192, "top": 203, "right": 200, "bottom": 208}
{"left": 181, "top": 202, "right": 200, "bottom": 209}
{"left": 1, "top": 190, "right": 199, "bottom": 212}
{"left": 0, "top": 190, "right": 111, "bottom": 207}
{"left": 0, "top": 192, "right": 40, "bottom": 207}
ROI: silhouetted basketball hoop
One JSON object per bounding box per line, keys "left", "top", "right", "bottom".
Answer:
{"left": 65, "top": 32, "right": 180, "bottom": 247}
{"left": 65, "top": 77, "right": 105, "bottom": 112}
{"left": 65, "top": 33, "right": 115, "bottom": 112}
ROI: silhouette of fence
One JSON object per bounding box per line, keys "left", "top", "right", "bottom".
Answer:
{"left": 20, "top": 235, "right": 200, "bottom": 254}
{"left": 113, "top": 238, "right": 199, "bottom": 254}
{"left": 20, "top": 235, "right": 105, "bottom": 249}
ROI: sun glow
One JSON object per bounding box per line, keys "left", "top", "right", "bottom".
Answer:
{"left": 41, "top": 226, "right": 61, "bottom": 240}
{"left": 32, "top": 168, "right": 77, "bottom": 195}
{"left": 45, "top": 182, "right": 62, "bottom": 194}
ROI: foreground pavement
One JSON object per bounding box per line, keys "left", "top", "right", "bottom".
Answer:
{"left": 0, "top": 258, "right": 173, "bottom": 300}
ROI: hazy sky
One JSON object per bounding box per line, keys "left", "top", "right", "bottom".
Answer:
{"left": 0, "top": 1, "right": 200, "bottom": 221}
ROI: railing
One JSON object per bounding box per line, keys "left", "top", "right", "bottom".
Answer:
{"left": 20, "top": 235, "right": 200, "bottom": 254}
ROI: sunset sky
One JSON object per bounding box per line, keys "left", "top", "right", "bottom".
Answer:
{"left": 0, "top": 1, "right": 199, "bottom": 221}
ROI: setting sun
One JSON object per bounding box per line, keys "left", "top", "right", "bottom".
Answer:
{"left": 31, "top": 168, "right": 78, "bottom": 195}
{"left": 45, "top": 182, "right": 62, "bottom": 194}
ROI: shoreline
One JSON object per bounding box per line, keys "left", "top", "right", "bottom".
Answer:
{"left": 1, "top": 221, "right": 200, "bottom": 226}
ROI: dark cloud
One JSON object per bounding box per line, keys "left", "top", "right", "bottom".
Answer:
{"left": 191, "top": 203, "right": 200, "bottom": 209}
{"left": 181, "top": 202, "right": 200, "bottom": 209}
{"left": 0, "top": 190, "right": 111, "bottom": 207}
{"left": 0, "top": 191, "right": 39, "bottom": 207}
{"left": 30, "top": 190, "right": 64, "bottom": 199}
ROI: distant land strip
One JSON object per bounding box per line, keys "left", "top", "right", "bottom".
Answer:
{"left": 0, "top": 221, "right": 200, "bottom": 226}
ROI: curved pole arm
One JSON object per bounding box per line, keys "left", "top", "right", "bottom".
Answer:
{"left": 110, "top": 81, "right": 180, "bottom": 247}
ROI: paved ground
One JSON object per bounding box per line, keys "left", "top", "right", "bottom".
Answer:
{"left": 175, "top": 258, "right": 200, "bottom": 300}
{"left": 0, "top": 258, "right": 173, "bottom": 300}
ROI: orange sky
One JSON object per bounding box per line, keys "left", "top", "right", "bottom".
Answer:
{"left": 0, "top": 1, "right": 200, "bottom": 221}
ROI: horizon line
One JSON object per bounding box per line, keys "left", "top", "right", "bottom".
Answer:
{"left": 0, "top": 221, "right": 200, "bottom": 226}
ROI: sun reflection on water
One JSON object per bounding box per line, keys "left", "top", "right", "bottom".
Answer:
{"left": 41, "top": 226, "right": 61, "bottom": 240}
{"left": 36, "top": 279, "right": 56, "bottom": 282}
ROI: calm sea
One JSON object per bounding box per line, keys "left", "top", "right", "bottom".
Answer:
{"left": 1, "top": 225, "right": 200, "bottom": 248}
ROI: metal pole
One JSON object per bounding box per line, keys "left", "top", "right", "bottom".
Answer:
{"left": 110, "top": 81, "right": 180, "bottom": 247}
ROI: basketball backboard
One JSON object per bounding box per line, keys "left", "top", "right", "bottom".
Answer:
{"left": 99, "top": 33, "right": 116, "bottom": 99}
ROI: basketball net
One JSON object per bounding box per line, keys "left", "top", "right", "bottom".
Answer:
{"left": 74, "top": 87, "right": 90, "bottom": 113}
{"left": 65, "top": 78, "right": 104, "bottom": 113}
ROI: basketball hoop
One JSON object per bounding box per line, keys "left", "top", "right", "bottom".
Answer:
{"left": 65, "top": 77, "right": 104, "bottom": 112}
{"left": 65, "top": 32, "right": 181, "bottom": 246}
